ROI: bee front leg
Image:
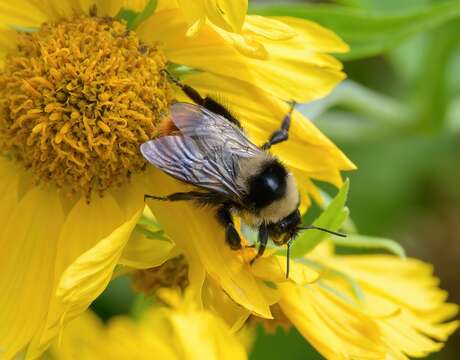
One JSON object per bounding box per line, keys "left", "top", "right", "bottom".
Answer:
{"left": 216, "top": 205, "right": 242, "bottom": 250}
{"left": 250, "top": 224, "right": 268, "bottom": 264}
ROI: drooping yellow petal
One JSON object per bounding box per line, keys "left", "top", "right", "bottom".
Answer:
{"left": 146, "top": 170, "right": 273, "bottom": 318}
{"left": 27, "top": 192, "right": 136, "bottom": 359}
{"left": 120, "top": 230, "right": 178, "bottom": 269}
{"left": 279, "top": 282, "right": 386, "bottom": 359}
{"left": 330, "top": 255, "right": 451, "bottom": 312}
{"left": 202, "top": 277, "right": 251, "bottom": 331}
{"left": 312, "top": 250, "right": 459, "bottom": 359}
{"left": 0, "top": 179, "right": 65, "bottom": 360}
{"left": 139, "top": 9, "right": 347, "bottom": 103}
{"left": 251, "top": 255, "right": 319, "bottom": 285}
{"left": 56, "top": 208, "right": 141, "bottom": 324}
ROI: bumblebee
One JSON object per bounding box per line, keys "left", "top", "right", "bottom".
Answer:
{"left": 141, "top": 76, "right": 344, "bottom": 276}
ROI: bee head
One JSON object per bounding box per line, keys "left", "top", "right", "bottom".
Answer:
{"left": 267, "top": 208, "right": 301, "bottom": 245}
{"left": 267, "top": 208, "right": 347, "bottom": 279}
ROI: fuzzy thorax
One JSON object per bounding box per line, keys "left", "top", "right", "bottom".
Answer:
{"left": 237, "top": 153, "right": 300, "bottom": 224}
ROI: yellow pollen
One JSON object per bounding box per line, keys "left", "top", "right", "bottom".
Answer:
{"left": 131, "top": 255, "right": 190, "bottom": 296}
{"left": 0, "top": 16, "right": 172, "bottom": 197}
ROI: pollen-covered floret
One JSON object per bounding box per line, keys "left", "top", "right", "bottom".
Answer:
{"left": 0, "top": 16, "right": 172, "bottom": 198}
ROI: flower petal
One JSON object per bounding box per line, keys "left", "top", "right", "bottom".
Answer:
{"left": 146, "top": 170, "right": 273, "bottom": 318}
{"left": 170, "top": 310, "right": 247, "bottom": 360}
{"left": 243, "top": 16, "right": 296, "bottom": 41}
{"left": 317, "top": 252, "right": 459, "bottom": 358}
{"left": 96, "top": 0, "right": 126, "bottom": 17}
{"left": 0, "top": 1, "right": 47, "bottom": 28}
{"left": 26, "top": 192, "right": 136, "bottom": 358}
{"left": 0, "top": 180, "right": 64, "bottom": 359}
{"left": 0, "top": 28, "right": 18, "bottom": 68}
{"left": 120, "top": 231, "right": 178, "bottom": 269}
{"left": 279, "top": 282, "right": 386, "bottom": 359}
{"left": 202, "top": 278, "right": 251, "bottom": 331}
{"left": 139, "top": 9, "right": 346, "bottom": 103}
{"left": 56, "top": 207, "right": 141, "bottom": 323}
{"left": 331, "top": 255, "right": 451, "bottom": 312}
{"left": 251, "top": 255, "right": 319, "bottom": 285}
{"left": 204, "top": 0, "right": 247, "bottom": 33}
{"left": 176, "top": 0, "right": 206, "bottom": 35}
{"left": 273, "top": 16, "right": 349, "bottom": 53}
{"left": 47, "top": 311, "right": 104, "bottom": 359}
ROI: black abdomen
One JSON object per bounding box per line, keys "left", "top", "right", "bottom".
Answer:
{"left": 246, "top": 160, "right": 287, "bottom": 209}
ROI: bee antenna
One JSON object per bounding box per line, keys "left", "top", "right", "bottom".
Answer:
{"left": 297, "top": 225, "right": 346, "bottom": 237}
{"left": 286, "top": 240, "right": 292, "bottom": 279}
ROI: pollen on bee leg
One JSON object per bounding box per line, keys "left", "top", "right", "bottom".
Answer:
{"left": 0, "top": 16, "right": 173, "bottom": 199}
{"left": 130, "top": 255, "right": 190, "bottom": 296}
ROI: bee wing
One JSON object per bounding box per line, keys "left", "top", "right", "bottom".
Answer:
{"left": 141, "top": 103, "right": 261, "bottom": 201}
{"left": 168, "top": 102, "right": 260, "bottom": 157}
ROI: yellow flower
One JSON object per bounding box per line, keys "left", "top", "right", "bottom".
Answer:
{"left": 255, "top": 243, "right": 459, "bottom": 359}
{"left": 0, "top": 1, "right": 352, "bottom": 359}
{"left": 176, "top": 0, "right": 248, "bottom": 37}
{"left": 44, "top": 289, "right": 249, "bottom": 360}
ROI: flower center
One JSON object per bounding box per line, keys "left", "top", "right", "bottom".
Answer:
{"left": 0, "top": 16, "right": 171, "bottom": 197}
{"left": 131, "top": 255, "right": 190, "bottom": 296}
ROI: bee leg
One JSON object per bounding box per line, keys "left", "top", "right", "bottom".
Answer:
{"left": 217, "top": 205, "right": 242, "bottom": 250}
{"left": 250, "top": 224, "right": 269, "bottom": 264}
{"left": 144, "top": 191, "right": 212, "bottom": 203}
{"left": 261, "top": 101, "right": 296, "bottom": 150}
{"left": 164, "top": 70, "right": 242, "bottom": 128}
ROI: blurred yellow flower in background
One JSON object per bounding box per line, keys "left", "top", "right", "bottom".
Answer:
{"left": 43, "top": 289, "right": 250, "bottom": 360}
{"left": 0, "top": 0, "right": 352, "bottom": 359}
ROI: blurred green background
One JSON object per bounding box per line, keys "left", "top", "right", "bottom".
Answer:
{"left": 93, "top": 0, "right": 460, "bottom": 358}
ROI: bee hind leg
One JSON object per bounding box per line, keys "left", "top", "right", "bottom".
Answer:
{"left": 144, "top": 191, "right": 214, "bottom": 203}
{"left": 261, "top": 101, "right": 296, "bottom": 150}
{"left": 164, "top": 70, "right": 242, "bottom": 128}
{"left": 216, "top": 205, "right": 242, "bottom": 250}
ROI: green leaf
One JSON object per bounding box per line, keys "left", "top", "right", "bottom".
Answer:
{"left": 333, "top": 234, "right": 406, "bottom": 258}
{"left": 116, "top": 8, "right": 139, "bottom": 26}
{"left": 116, "top": 0, "right": 158, "bottom": 30}
{"left": 289, "top": 179, "right": 350, "bottom": 258}
{"left": 136, "top": 214, "right": 169, "bottom": 241}
{"left": 250, "top": 2, "right": 460, "bottom": 60}
{"left": 167, "top": 63, "right": 203, "bottom": 78}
